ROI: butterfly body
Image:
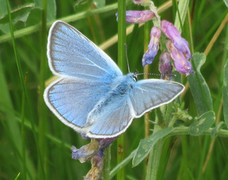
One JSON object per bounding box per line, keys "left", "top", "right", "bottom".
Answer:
{"left": 44, "top": 21, "right": 185, "bottom": 139}
{"left": 85, "top": 73, "right": 135, "bottom": 127}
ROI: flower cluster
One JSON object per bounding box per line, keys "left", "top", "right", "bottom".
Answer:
{"left": 71, "top": 137, "right": 116, "bottom": 179}
{"left": 161, "top": 20, "right": 193, "bottom": 75}
{"left": 120, "top": 0, "right": 194, "bottom": 79}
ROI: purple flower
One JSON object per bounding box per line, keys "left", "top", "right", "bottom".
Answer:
{"left": 97, "top": 137, "right": 116, "bottom": 157}
{"left": 142, "top": 26, "right": 161, "bottom": 66}
{"left": 123, "top": 10, "right": 155, "bottom": 23}
{"left": 71, "top": 138, "right": 116, "bottom": 162}
{"left": 72, "top": 137, "right": 116, "bottom": 179}
{"left": 161, "top": 20, "right": 181, "bottom": 40}
{"left": 71, "top": 140, "right": 99, "bottom": 163}
{"left": 161, "top": 20, "right": 191, "bottom": 59}
{"left": 159, "top": 51, "right": 173, "bottom": 80}
{"left": 166, "top": 40, "right": 193, "bottom": 75}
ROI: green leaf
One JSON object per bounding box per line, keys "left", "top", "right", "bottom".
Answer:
{"left": 187, "top": 53, "right": 213, "bottom": 115}
{"left": 223, "top": 0, "right": 228, "bottom": 8}
{"left": 94, "top": 0, "right": 105, "bottom": 8}
{"left": 34, "top": 0, "right": 56, "bottom": 21}
{"left": 188, "top": 111, "right": 215, "bottom": 136}
{"left": 211, "top": 122, "right": 226, "bottom": 138}
{"left": 47, "top": 0, "right": 56, "bottom": 21}
{"left": 14, "top": 172, "right": 20, "bottom": 180}
{"left": 132, "top": 127, "right": 173, "bottom": 167}
{"left": 0, "top": 4, "right": 34, "bottom": 33}
{"left": 223, "top": 57, "right": 228, "bottom": 128}
{"left": 174, "top": 0, "right": 190, "bottom": 32}
{"left": 26, "top": 8, "right": 42, "bottom": 26}
{"left": 0, "top": 0, "right": 7, "bottom": 19}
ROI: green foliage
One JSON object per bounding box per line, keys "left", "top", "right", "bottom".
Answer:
{"left": 0, "top": 0, "right": 228, "bottom": 179}
{"left": 224, "top": 0, "right": 228, "bottom": 8}
{"left": 133, "top": 127, "right": 173, "bottom": 167}
{"left": 188, "top": 53, "right": 213, "bottom": 115}
{"left": 188, "top": 111, "right": 215, "bottom": 136}
{"left": 0, "top": 3, "right": 34, "bottom": 33}
{"left": 224, "top": 55, "right": 228, "bottom": 128}
{"left": 94, "top": 0, "right": 105, "bottom": 8}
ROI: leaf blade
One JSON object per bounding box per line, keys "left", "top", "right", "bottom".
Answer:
{"left": 132, "top": 127, "right": 173, "bottom": 167}
{"left": 188, "top": 111, "right": 215, "bottom": 136}
{"left": 223, "top": 57, "right": 228, "bottom": 127}
{"left": 187, "top": 53, "right": 213, "bottom": 115}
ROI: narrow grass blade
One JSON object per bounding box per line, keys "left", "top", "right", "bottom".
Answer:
{"left": 174, "top": 0, "right": 190, "bottom": 31}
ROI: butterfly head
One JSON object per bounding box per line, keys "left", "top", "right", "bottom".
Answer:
{"left": 126, "top": 72, "right": 138, "bottom": 82}
{"left": 132, "top": 72, "right": 138, "bottom": 81}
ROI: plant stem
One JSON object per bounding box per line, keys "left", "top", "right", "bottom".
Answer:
{"left": 144, "top": 21, "right": 151, "bottom": 138}
{"left": 143, "top": 18, "right": 151, "bottom": 179}
{"left": 117, "top": 0, "right": 126, "bottom": 179}
{"left": 102, "top": 146, "right": 111, "bottom": 180}
{"left": 38, "top": 0, "right": 48, "bottom": 179}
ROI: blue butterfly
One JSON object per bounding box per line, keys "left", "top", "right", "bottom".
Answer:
{"left": 44, "top": 21, "right": 184, "bottom": 139}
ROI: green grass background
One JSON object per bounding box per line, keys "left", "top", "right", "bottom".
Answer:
{"left": 0, "top": 0, "right": 228, "bottom": 179}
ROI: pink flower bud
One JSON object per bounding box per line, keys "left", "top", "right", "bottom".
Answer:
{"left": 159, "top": 52, "right": 173, "bottom": 80}
{"left": 166, "top": 41, "right": 193, "bottom": 75}
{"left": 161, "top": 20, "right": 191, "bottom": 59}
{"left": 124, "top": 10, "right": 155, "bottom": 23}
{"left": 142, "top": 27, "right": 161, "bottom": 66}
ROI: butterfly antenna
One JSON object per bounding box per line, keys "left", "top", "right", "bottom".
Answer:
{"left": 124, "top": 44, "right": 131, "bottom": 73}
{"left": 136, "top": 72, "right": 159, "bottom": 76}
{"left": 137, "top": 72, "right": 176, "bottom": 78}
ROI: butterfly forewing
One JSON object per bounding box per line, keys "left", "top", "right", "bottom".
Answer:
{"left": 47, "top": 21, "right": 122, "bottom": 82}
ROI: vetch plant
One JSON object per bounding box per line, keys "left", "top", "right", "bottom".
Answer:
{"left": 119, "top": 0, "right": 194, "bottom": 79}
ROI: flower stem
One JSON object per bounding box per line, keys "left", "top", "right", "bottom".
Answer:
{"left": 143, "top": 20, "right": 151, "bottom": 138}
{"left": 117, "top": 0, "right": 126, "bottom": 179}
{"left": 102, "top": 146, "right": 111, "bottom": 180}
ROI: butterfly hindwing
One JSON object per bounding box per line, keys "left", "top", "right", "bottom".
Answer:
{"left": 44, "top": 77, "right": 111, "bottom": 133}
{"left": 87, "top": 94, "right": 135, "bottom": 138}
